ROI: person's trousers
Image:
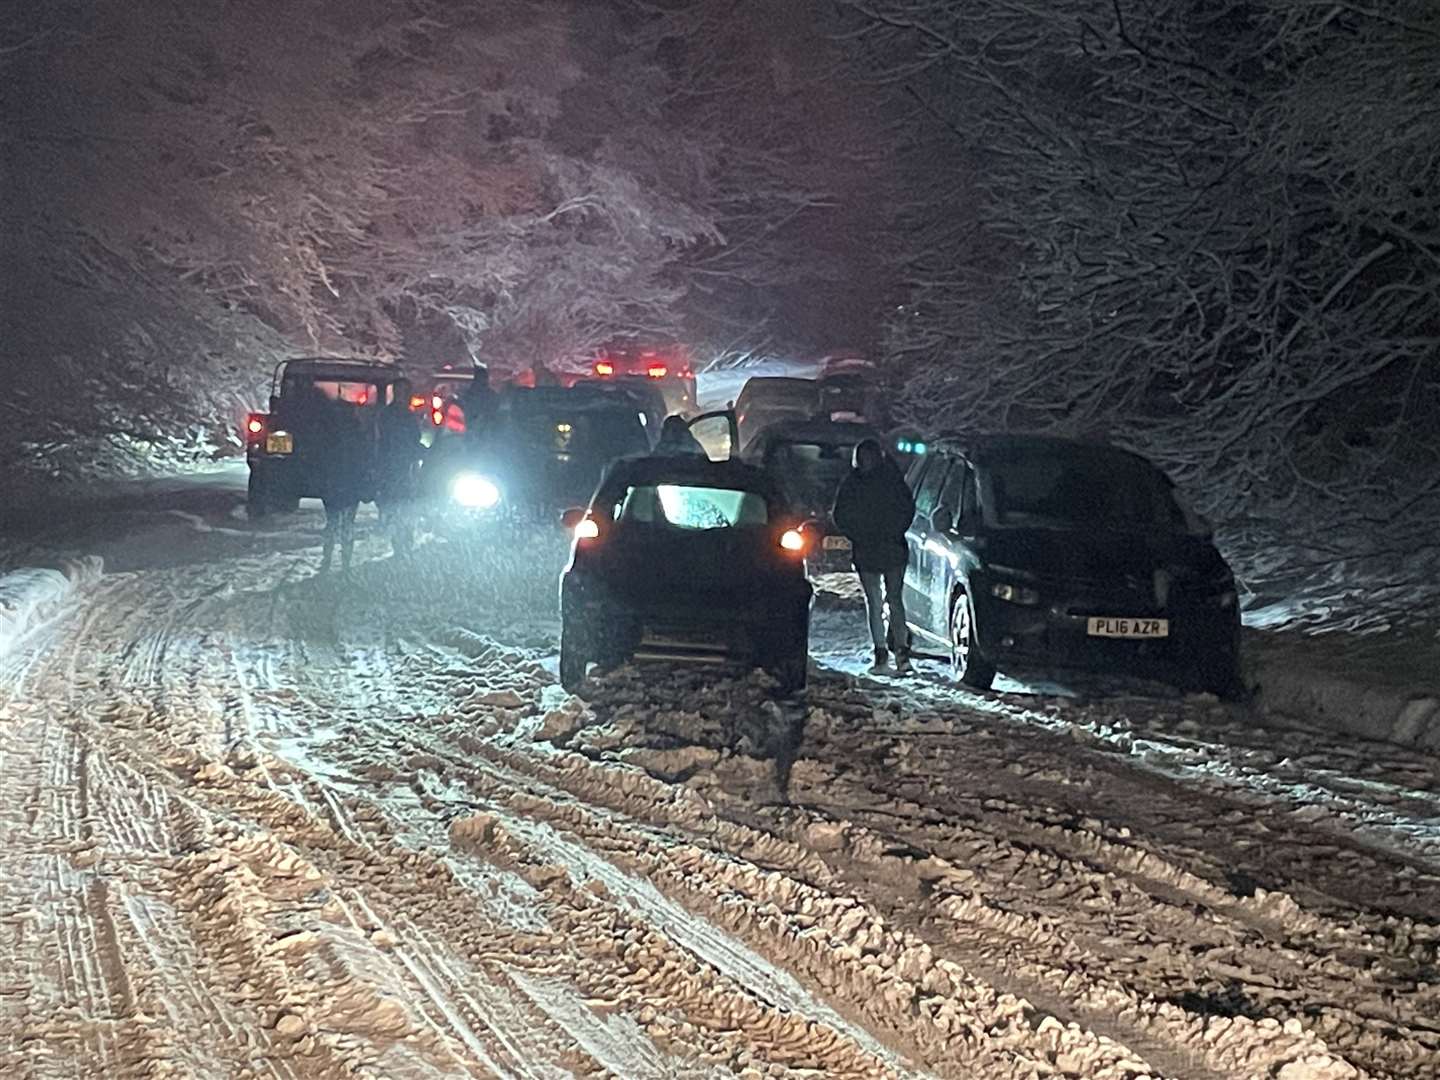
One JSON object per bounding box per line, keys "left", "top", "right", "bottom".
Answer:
{"left": 321, "top": 501, "right": 358, "bottom": 568}
{"left": 858, "top": 566, "right": 906, "bottom": 654}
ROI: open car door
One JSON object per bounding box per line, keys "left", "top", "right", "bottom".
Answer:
{"left": 685, "top": 409, "right": 740, "bottom": 461}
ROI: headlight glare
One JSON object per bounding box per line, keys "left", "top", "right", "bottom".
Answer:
{"left": 452, "top": 472, "right": 501, "bottom": 509}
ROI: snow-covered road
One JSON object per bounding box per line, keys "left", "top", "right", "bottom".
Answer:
{"left": 1, "top": 471, "right": 1436, "bottom": 1078}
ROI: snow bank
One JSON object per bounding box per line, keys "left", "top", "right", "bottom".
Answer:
{"left": 0, "top": 557, "right": 102, "bottom": 660}
{"left": 1249, "top": 629, "right": 1440, "bottom": 751}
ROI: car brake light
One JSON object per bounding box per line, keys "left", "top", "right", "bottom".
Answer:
{"left": 594, "top": 361, "right": 615, "bottom": 377}
{"left": 574, "top": 517, "right": 600, "bottom": 540}
{"left": 779, "top": 528, "right": 805, "bottom": 553}
{"left": 646, "top": 364, "right": 667, "bottom": 379}
{"left": 431, "top": 394, "right": 443, "bottom": 410}
{"left": 431, "top": 408, "right": 444, "bottom": 426}
{"left": 245, "top": 415, "right": 265, "bottom": 435}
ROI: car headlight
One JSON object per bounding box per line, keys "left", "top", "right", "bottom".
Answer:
{"left": 451, "top": 472, "right": 501, "bottom": 509}
{"left": 990, "top": 581, "right": 1041, "bottom": 606}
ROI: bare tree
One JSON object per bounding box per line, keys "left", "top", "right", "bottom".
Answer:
{"left": 839, "top": 0, "right": 1440, "bottom": 568}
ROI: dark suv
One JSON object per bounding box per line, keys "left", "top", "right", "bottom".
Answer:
{"left": 747, "top": 417, "right": 880, "bottom": 574}
{"left": 244, "top": 358, "right": 407, "bottom": 517}
{"left": 422, "top": 385, "right": 651, "bottom": 519}
{"left": 902, "top": 435, "right": 1242, "bottom": 697}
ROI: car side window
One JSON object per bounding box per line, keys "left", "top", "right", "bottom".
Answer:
{"left": 913, "top": 457, "right": 951, "bottom": 518}
{"left": 939, "top": 463, "right": 973, "bottom": 522}
{"left": 905, "top": 455, "right": 929, "bottom": 490}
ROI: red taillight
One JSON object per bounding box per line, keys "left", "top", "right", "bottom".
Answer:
{"left": 646, "top": 364, "right": 667, "bottom": 379}
{"left": 574, "top": 517, "right": 600, "bottom": 541}
{"left": 594, "top": 361, "right": 615, "bottom": 377}
{"left": 409, "top": 394, "right": 425, "bottom": 410}
{"left": 431, "top": 394, "right": 443, "bottom": 410}
{"left": 245, "top": 414, "right": 266, "bottom": 440}
{"left": 779, "top": 528, "right": 806, "bottom": 554}
{"left": 431, "top": 408, "right": 444, "bottom": 426}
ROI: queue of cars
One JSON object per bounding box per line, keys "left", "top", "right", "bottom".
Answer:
{"left": 247, "top": 354, "right": 1244, "bottom": 701}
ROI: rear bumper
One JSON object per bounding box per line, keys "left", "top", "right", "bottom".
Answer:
{"left": 247, "top": 454, "right": 317, "bottom": 498}
{"left": 562, "top": 575, "right": 812, "bottom": 663}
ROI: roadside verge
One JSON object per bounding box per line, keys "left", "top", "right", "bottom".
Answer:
{"left": 0, "top": 556, "right": 103, "bottom": 661}
{"left": 1247, "top": 627, "right": 1440, "bottom": 751}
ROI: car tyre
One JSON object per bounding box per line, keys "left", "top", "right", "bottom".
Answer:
{"left": 246, "top": 470, "right": 271, "bottom": 519}
{"left": 1192, "top": 656, "right": 1247, "bottom": 703}
{"left": 767, "top": 650, "right": 808, "bottom": 695}
{"left": 559, "top": 617, "right": 589, "bottom": 693}
{"left": 951, "top": 593, "right": 996, "bottom": 691}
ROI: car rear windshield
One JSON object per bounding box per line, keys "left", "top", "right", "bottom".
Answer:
{"left": 984, "top": 451, "right": 1191, "bottom": 532}
{"left": 618, "top": 484, "right": 769, "bottom": 530}
{"left": 747, "top": 384, "right": 815, "bottom": 406}
{"left": 507, "top": 409, "right": 647, "bottom": 456}
{"left": 284, "top": 378, "right": 383, "bottom": 405}
{"left": 764, "top": 440, "right": 854, "bottom": 509}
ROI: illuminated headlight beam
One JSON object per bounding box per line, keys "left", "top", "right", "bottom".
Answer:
{"left": 452, "top": 473, "right": 501, "bottom": 509}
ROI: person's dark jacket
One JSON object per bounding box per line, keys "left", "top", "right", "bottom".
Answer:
{"left": 376, "top": 401, "right": 422, "bottom": 495}
{"left": 652, "top": 417, "right": 706, "bottom": 456}
{"left": 831, "top": 456, "right": 915, "bottom": 571}
{"left": 313, "top": 402, "right": 373, "bottom": 506}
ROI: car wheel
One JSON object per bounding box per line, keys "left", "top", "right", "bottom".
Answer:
{"left": 559, "top": 618, "right": 589, "bottom": 693}
{"left": 1191, "top": 656, "right": 1247, "bottom": 702}
{"left": 246, "top": 471, "right": 271, "bottom": 519}
{"left": 767, "top": 650, "right": 808, "bottom": 695}
{"left": 950, "top": 594, "right": 996, "bottom": 690}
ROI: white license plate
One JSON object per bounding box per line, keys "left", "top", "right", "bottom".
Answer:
{"left": 822, "top": 535, "right": 852, "bottom": 551}
{"left": 265, "top": 432, "right": 293, "bottom": 455}
{"left": 1087, "top": 616, "right": 1169, "bottom": 639}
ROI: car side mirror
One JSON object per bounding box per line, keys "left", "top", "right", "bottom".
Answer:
{"left": 560, "top": 507, "right": 586, "bottom": 529}
{"left": 931, "top": 507, "right": 954, "bottom": 534}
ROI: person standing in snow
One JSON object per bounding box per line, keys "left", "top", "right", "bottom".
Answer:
{"left": 652, "top": 414, "right": 707, "bottom": 456}
{"left": 831, "top": 438, "right": 915, "bottom": 673}
{"left": 375, "top": 378, "right": 423, "bottom": 558}
{"left": 316, "top": 399, "right": 372, "bottom": 575}
{"left": 457, "top": 363, "right": 497, "bottom": 434}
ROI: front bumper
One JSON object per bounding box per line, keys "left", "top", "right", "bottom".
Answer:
{"left": 973, "top": 585, "right": 1239, "bottom": 683}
